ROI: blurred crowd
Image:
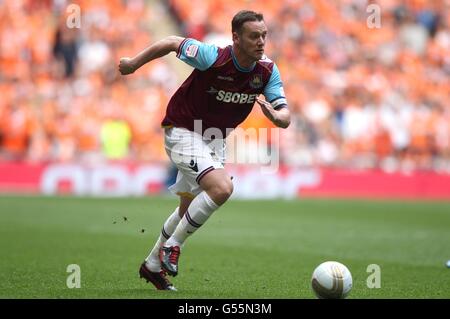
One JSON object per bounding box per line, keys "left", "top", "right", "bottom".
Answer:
{"left": 170, "top": 0, "right": 450, "bottom": 172}
{"left": 0, "top": 0, "right": 176, "bottom": 164}
{"left": 1, "top": 0, "right": 449, "bottom": 172}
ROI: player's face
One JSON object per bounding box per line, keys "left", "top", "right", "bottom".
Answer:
{"left": 234, "top": 20, "right": 267, "bottom": 61}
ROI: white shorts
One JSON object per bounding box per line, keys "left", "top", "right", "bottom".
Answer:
{"left": 164, "top": 127, "right": 226, "bottom": 198}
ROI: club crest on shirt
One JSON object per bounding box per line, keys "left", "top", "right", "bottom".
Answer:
{"left": 249, "top": 74, "right": 263, "bottom": 89}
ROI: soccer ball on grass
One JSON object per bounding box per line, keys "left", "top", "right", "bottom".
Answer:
{"left": 311, "top": 261, "right": 352, "bottom": 299}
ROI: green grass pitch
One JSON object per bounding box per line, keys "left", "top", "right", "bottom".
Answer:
{"left": 0, "top": 195, "right": 449, "bottom": 299}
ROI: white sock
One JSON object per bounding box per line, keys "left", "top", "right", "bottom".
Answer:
{"left": 165, "top": 191, "right": 219, "bottom": 247}
{"left": 145, "top": 207, "right": 181, "bottom": 272}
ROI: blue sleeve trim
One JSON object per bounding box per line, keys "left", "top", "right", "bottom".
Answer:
{"left": 176, "top": 38, "right": 189, "bottom": 58}
{"left": 269, "top": 96, "right": 286, "bottom": 104}
{"left": 273, "top": 104, "right": 288, "bottom": 110}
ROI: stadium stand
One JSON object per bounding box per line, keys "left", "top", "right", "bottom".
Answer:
{"left": 0, "top": 0, "right": 449, "bottom": 173}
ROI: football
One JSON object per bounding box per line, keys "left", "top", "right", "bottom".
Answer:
{"left": 311, "top": 261, "right": 353, "bottom": 299}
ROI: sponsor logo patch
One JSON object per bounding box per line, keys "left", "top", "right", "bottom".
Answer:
{"left": 216, "top": 90, "right": 258, "bottom": 104}
{"left": 185, "top": 44, "right": 199, "bottom": 58}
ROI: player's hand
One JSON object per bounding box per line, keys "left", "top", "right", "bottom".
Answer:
{"left": 256, "top": 97, "right": 276, "bottom": 121}
{"left": 256, "top": 97, "right": 271, "bottom": 110}
{"left": 118, "top": 57, "right": 136, "bottom": 75}
{"left": 256, "top": 97, "right": 274, "bottom": 116}
{"left": 256, "top": 97, "right": 290, "bottom": 128}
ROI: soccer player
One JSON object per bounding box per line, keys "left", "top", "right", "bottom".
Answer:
{"left": 119, "top": 10, "right": 290, "bottom": 291}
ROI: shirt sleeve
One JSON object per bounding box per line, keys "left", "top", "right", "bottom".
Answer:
{"left": 263, "top": 63, "right": 288, "bottom": 110}
{"left": 176, "top": 38, "right": 219, "bottom": 71}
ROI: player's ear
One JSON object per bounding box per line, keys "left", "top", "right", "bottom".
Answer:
{"left": 232, "top": 31, "right": 240, "bottom": 44}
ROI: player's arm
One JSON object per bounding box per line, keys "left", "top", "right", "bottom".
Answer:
{"left": 118, "top": 36, "right": 184, "bottom": 75}
{"left": 257, "top": 64, "right": 291, "bottom": 129}
{"left": 119, "top": 37, "right": 218, "bottom": 75}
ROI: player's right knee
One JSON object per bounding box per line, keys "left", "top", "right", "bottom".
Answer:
{"left": 208, "top": 179, "right": 233, "bottom": 205}
{"left": 220, "top": 178, "right": 234, "bottom": 199}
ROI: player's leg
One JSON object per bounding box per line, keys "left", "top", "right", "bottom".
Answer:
{"left": 166, "top": 169, "right": 233, "bottom": 246}
{"left": 179, "top": 194, "right": 195, "bottom": 216}
{"left": 161, "top": 169, "right": 233, "bottom": 276}
{"left": 144, "top": 195, "right": 193, "bottom": 270}
{"left": 140, "top": 195, "right": 193, "bottom": 290}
